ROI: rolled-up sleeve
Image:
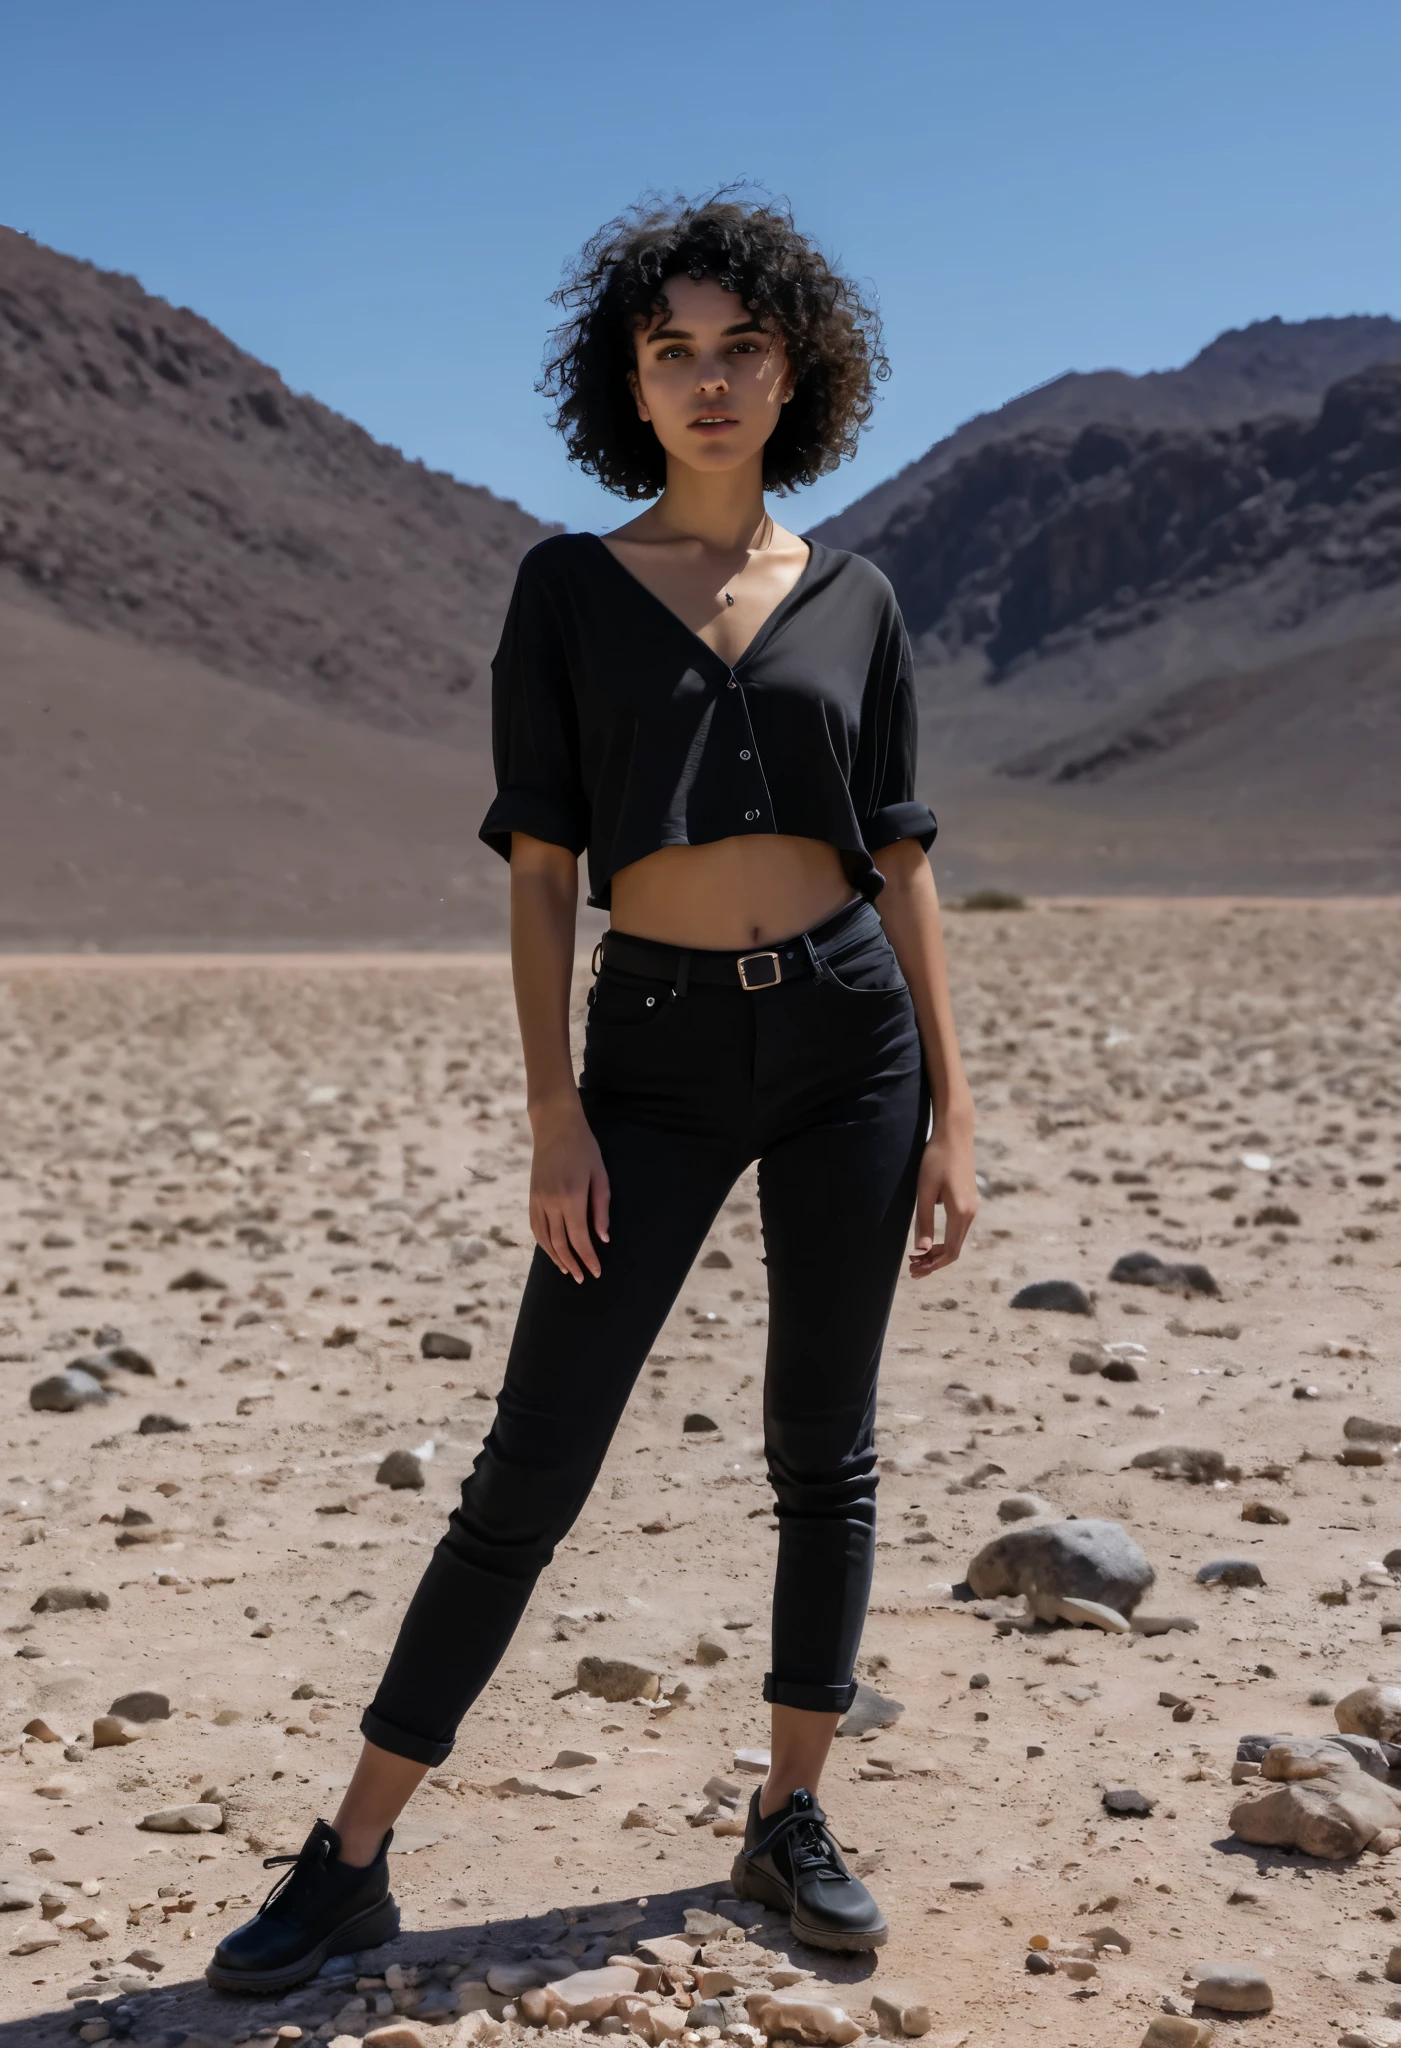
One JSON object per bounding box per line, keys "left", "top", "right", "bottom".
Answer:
{"left": 478, "top": 550, "right": 589, "bottom": 863}
{"left": 854, "top": 600, "right": 938, "bottom": 855}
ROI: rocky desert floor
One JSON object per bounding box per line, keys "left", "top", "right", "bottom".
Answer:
{"left": 1, "top": 899, "right": 1399, "bottom": 2048}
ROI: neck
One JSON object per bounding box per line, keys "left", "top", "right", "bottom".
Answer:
{"left": 650, "top": 455, "right": 769, "bottom": 553}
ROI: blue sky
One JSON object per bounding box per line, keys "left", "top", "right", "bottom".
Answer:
{"left": 4, "top": 0, "right": 1399, "bottom": 535}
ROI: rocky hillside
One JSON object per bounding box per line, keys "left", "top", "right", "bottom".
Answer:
{"left": 0, "top": 226, "right": 554, "bottom": 735}
{"left": 824, "top": 353, "right": 1401, "bottom": 897}
{"left": 861, "top": 359, "right": 1401, "bottom": 674}
{"left": 815, "top": 313, "right": 1401, "bottom": 555}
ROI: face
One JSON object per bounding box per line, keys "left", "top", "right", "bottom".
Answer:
{"left": 629, "top": 273, "right": 793, "bottom": 477}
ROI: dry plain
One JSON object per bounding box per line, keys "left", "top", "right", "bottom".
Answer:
{"left": 1, "top": 900, "right": 1399, "bottom": 2048}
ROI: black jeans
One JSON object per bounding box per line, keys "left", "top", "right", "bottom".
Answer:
{"left": 362, "top": 897, "right": 928, "bottom": 1765}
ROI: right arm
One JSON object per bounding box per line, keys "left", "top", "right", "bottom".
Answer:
{"left": 509, "top": 832, "right": 610, "bottom": 1283}
{"left": 477, "top": 545, "right": 604, "bottom": 1280}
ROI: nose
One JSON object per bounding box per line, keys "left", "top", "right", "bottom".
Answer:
{"left": 695, "top": 364, "right": 729, "bottom": 395}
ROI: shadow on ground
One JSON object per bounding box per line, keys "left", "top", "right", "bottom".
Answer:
{"left": 5, "top": 1876, "right": 880, "bottom": 2046}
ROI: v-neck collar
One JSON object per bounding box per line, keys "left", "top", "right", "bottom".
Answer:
{"left": 587, "top": 529, "right": 822, "bottom": 673}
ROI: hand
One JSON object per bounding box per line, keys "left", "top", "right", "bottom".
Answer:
{"left": 909, "top": 1115, "right": 978, "bottom": 1277}
{"left": 527, "top": 1094, "right": 611, "bottom": 1282}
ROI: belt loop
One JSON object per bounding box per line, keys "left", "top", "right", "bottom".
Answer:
{"left": 675, "top": 948, "right": 691, "bottom": 1000}
{"left": 801, "top": 930, "right": 829, "bottom": 984}
{"left": 590, "top": 939, "right": 603, "bottom": 978}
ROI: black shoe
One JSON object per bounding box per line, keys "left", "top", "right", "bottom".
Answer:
{"left": 730, "top": 1787, "right": 888, "bottom": 1951}
{"left": 205, "top": 1819, "right": 399, "bottom": 1994}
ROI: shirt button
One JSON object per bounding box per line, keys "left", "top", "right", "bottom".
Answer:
{"left": 745, "top": 808, "right": 759, "bottom": 821}
{"left": 739, "top": 749, "right": 751, "bottom": 760}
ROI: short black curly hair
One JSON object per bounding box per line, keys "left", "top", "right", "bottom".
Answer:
{"left": 539, "top": 188, "right": 888, "bottom": 499}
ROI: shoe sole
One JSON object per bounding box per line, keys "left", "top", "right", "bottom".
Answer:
{"left": 729, "top": 1854, "right": 889, "bottom": 1952}
{"left": 204, "top": 1894, "right": 400, "bottom": 1994}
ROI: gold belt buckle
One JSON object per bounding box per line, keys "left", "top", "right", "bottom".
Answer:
{"left": 736, "top": 950, "right": 781, "bottom": 990}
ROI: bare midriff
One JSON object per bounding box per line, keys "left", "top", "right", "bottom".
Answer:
{"left": 608, "top": 834, "right": 861, "bottom": 950}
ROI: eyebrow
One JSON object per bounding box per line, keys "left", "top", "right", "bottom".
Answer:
{"left": 646, "top": 317, "right": 770, "bottom": 343}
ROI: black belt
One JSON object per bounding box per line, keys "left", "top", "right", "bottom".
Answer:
{"left": 593, "top": 899, "right": 868, "bottom": 993}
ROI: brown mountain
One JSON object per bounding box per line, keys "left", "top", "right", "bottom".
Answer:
{"left": 815, "top": 355, "right": 1401, "bottom": 897}
{"left": 0, "top": 225, "right": 559, "bottom": 945}
{"left": 0, "top": 224, "right": 554, "bottom": 736}
{"left": 813, "top": 313, "right": 1401, "bottom": 555}
{"left": 862, "top": 359, "right": 1401, "bottom": 670}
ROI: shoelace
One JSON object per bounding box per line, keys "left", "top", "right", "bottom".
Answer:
{"left": 743, "top": 1799, "right": 848, "bottom": 1882}
{"left": 255, "top": 1836, "right": 329, "bottom": 1917}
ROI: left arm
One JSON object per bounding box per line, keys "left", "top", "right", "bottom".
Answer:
{"left": 874, "top": 840, "right": 978, "bottom": 1275}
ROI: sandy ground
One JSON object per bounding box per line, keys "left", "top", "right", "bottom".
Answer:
{"left": 1, "top": 900, "right": 1399, "bottom": 2048}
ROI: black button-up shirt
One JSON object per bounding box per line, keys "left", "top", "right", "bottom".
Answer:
{"left": 478, "top": 532, "right": 937, "bottom": 911}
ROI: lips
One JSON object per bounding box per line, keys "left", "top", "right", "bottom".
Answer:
{"left": 689, "top": 415, "right": 738, "bottom": 433}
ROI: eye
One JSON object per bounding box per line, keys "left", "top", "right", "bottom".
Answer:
{"left": 655, "top": 344, "right": 690, "bottom": 361}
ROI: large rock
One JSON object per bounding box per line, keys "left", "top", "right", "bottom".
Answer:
{"left": 1130, "top": 1445, "right": 1238, "bottom": 1483}
{"left": 1290, "top": 1732, "right": 1401, "bottom": 1782}
{"left": 108, "top": 1689, "right": 170, "bottom": 1723}
{"left": 92, "top": 1715, "right": 142, "bottom": 1748}
{"left": 485, "top": 1962, "right": 555, "bottom": 1996}
{"left": 997, "top": 1492, "right": 1058, "bottom": 1522}
{"left": 29, "top": 1368, "right": 109, "bottom": 1413}
{"left": 836, "top": 1683, "right": 905, "bottom": 1736}
{"left": 1009, "top": 1280, "right": 1092, "bottom": 1315}
{"left": 870, "top": 1992, "right": 932, "bottom": 2039}
{"left": 31, "top": 1585, "right": 109, "bottom": 1613}
{"left": 634, "top": 1936, "right": 702, "bottom": 1968}
{"left": 1110, "top": 1250, "right": 1220, "bottom": 1296}
{"left": 105, "top": 1345, "right": 155, "bottom": 1376}
{"left": 518, "top": 1966, "right": 640, "bottom": 2027}
{"left": 1140, "top": 2020, "right": 1215, "bottom": 2047}
{"left": 421, "top": 1331, "right": 473, "bottom": 1360}
{"left": 1336, "top": 1685, "right": 1401, "bottom": 1744}
{"left": 1131, "top": 1613, "right": 1199, "bottom": 1636}
{"left": 967, "top": 1518, "right": 1154, "bottom": 1622}
{"left": 1186, "top": 1963, "right": 1272, "bottom": 2013}
{"left": 1340, "top": 2021, "right": 1401, "bottom": 2048}
{"left": 745, "top": 1993, "right": 863, "bottom": 2044}
{"left": 1346, "top": 1416, "right": 1401, "bottom": 1445}
{"left": 137, "top": 1804, "right": 223, "bottom": 1834}
{"left": 1197, "top": 1558, "right": 1265, "bottom": 1588}
{"left": 576, "top": 1655, "right": 661, "bottom": 1703}
{"left": 1230, "top": 1739, "right": 1401, "bottom": 1857}
{"left": 376, "top": 1449, "right": 425, "bottom": 1490}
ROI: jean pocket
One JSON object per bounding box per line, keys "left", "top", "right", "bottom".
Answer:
{"left": 818, "top": 932, "right": 908, "bottom": 996}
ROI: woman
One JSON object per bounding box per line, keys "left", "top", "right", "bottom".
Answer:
{"left": 208, "top": 193, "right": 977, "bottom": 1993}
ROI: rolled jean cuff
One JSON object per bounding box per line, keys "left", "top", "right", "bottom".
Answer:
{"left": 360, "top": 1706, "right": 453, "bottom": 1768}
{"left": 763, "top": 1673, "right": 858, "bottom": 1714}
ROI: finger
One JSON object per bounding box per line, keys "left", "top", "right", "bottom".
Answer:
{"left": 591, "top": 1163, "right": 611, "bottom": 1245}
{"left": 911, "top": 1181, "right": 939, "bottom": 1257}
{"left": 531, "top": 1196, "right": 567, "bottom": 1272}
{"left": 543, "top": 1204, "right": 585, "bottom": 1283}
{"left": 562, "top": 1193, "right": 602, "bottom": 1280}
{"left": 924, "top": 1209, "right": 969, "bottom": 1267}
{"left": 910, "top": 1205, "right": 961, "bottom": 1274}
